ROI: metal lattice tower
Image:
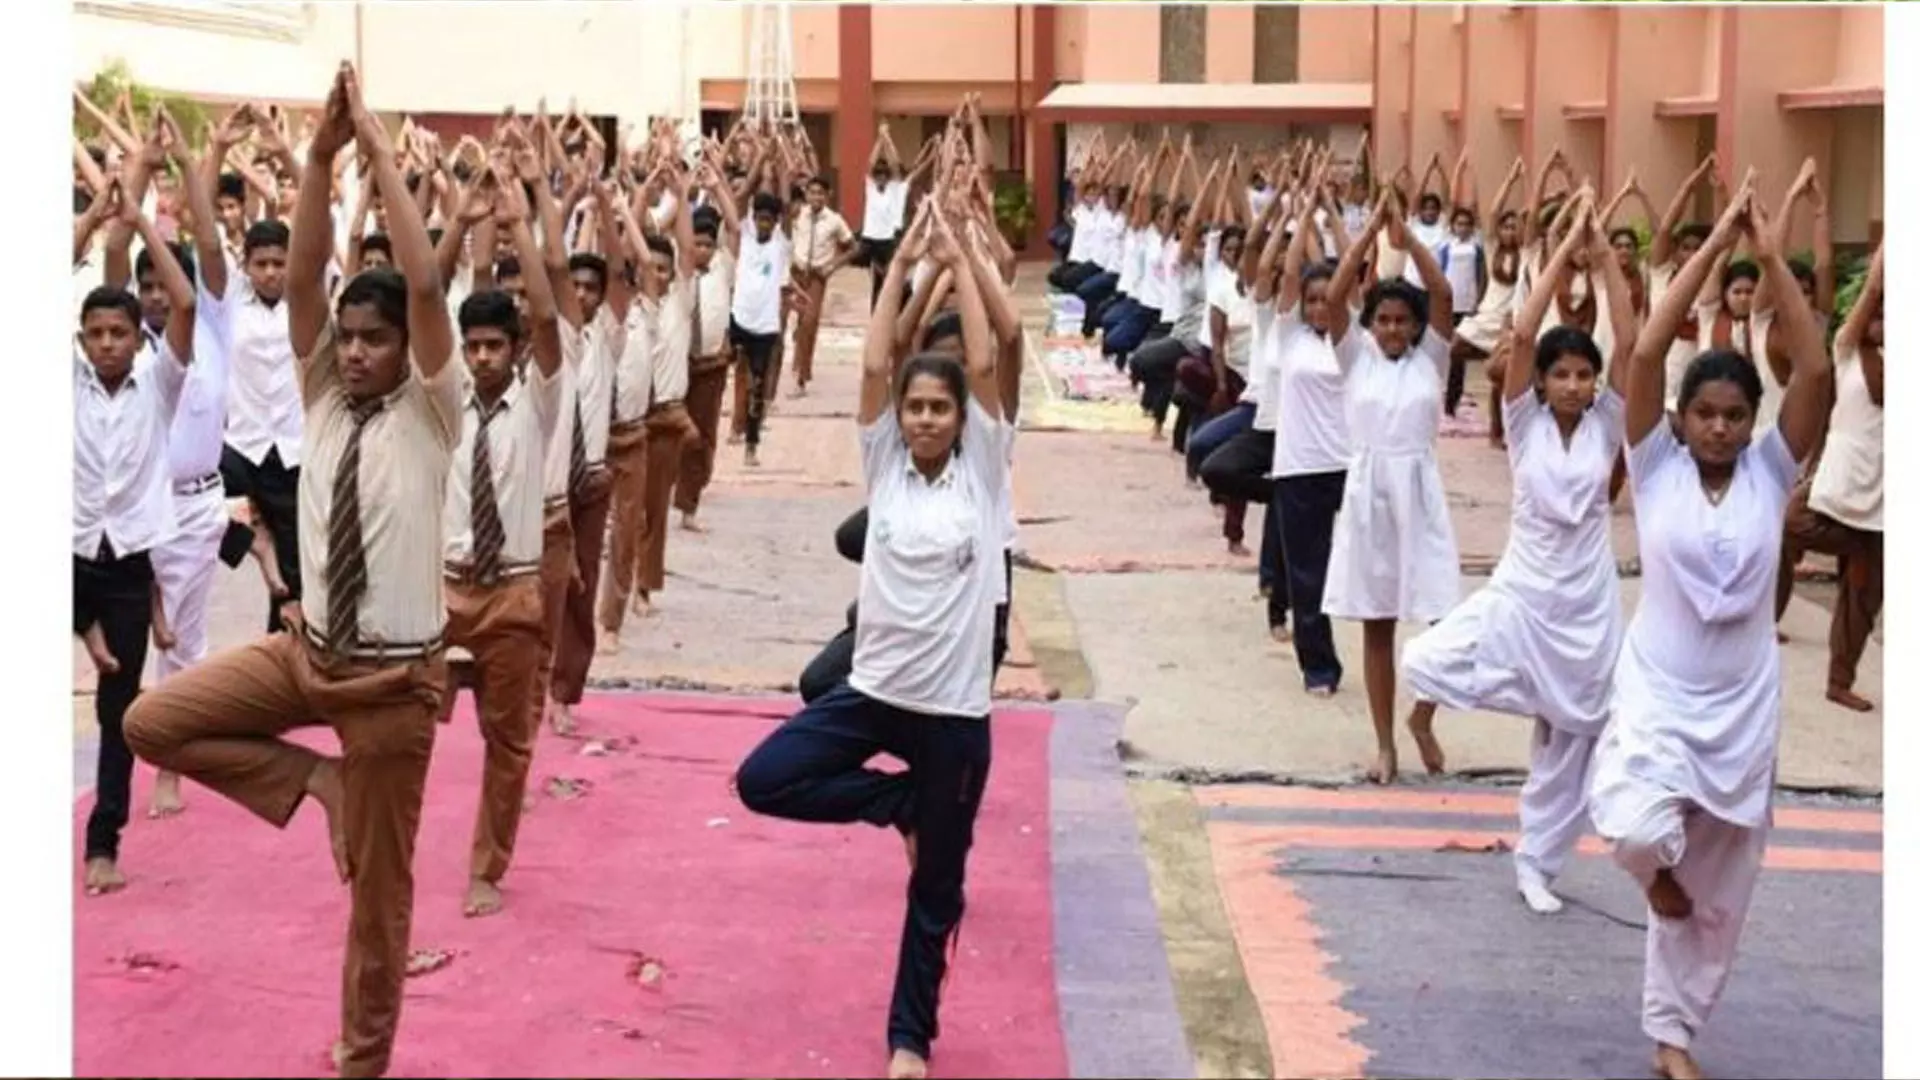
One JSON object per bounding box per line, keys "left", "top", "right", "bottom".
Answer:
{"left": 743, "top": 2, "right": 799, "bottom": 129}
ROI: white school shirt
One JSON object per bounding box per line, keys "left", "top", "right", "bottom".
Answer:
{"left": 1401, "top": 218, "right": 1448, "bottom": 292}
{"left": 850, "top": 400, "right": 1013, "bottom": 719}
{"left": 224, "top": 276, "right": 304, "bottom": 467}
{"left": 1272, "top": 308, "right": 1351, "bottom": 478}
{"left": 690, "top": 250, "right": 735, "bottom": 358}
{"left": 1136, "top": 227, "right": 1170, "bottom": 312}
{"left": 731, "top": 228, "right": 789, "bottom": 336}
{"left": 443, "top": 363, "right": 561, "bottom": 572}
{"left": 1807, "top": 343, "right": 1882, "bottom": 532}
{"left": 1437, "top": 235, "right": 1482, "bottom": 315}
{"left": 648, "top": 277, "right": 694, "bottom": 404}
{"left": 167, "top": 279, "right": 236, "bottom": 482}
{"left": 1206, "top": 275, "right": 1256, "bottom": 379}
{"left": 573, "top": 304, "right": 622, "bottom": 464}
{"left": 862, "top": 178, "right": 907, "bottom": 240}
{"left": 542, "top": 341, "right": 581, "bottom": 503}
{"left": 1592, "top": 421, "right": 1798, "bottom": 831}
{"left": 1116, "top": 227, "right": 1146, "bottom": 298}
{"left": 74, "top": 339, "right": 187, "bottom": 559}
{"left": 1248, "top": 301, "right": 1284, "bottom": 432}
{"left": 1091, "top": 206, "right": 1128, "bottom": 272}
{"left": 1065, "top": 202, "right": 1098, "bottom": 264}
{"left": 613, "top": 303, "right": 657, "bottom": 424}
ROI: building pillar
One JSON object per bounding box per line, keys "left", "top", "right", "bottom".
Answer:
{"left": 1027, "top": 3, "right": 1058, "bottom": 259}
{"left": 836, "top": 3, "right": 874, "bottom": 223}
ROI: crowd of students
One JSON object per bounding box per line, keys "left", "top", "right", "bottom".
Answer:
{"left": 73, "top": 68, "right": 1020, "bottom": 1080}
{"left": 71, "top": 60, "right": 1883, "bottom": 1080}
{"left": 1049, "top": 131, "right": 1883, "bottom": 1080}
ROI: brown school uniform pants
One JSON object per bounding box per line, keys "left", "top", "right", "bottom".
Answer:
{"left": 123, "top": 633, "right": 448, "bottom": 1079}
{"left": 551, "top": 476, "right": 612, "bottom": 705}
{"left": 1774, "top": 480, "right": 1884, "bottom": 693}
{"left": 599, "top": 421, "right": 650, "bottom": 633}
{"left": 677, "top": 355, "right": 730, "bottom": 516}
{"left": 791, "top": 268, "right": 828, "bottom": 387}
{"left": 639, "top": 402, "right": 698, "bottom": 594}
{"left": 529, "top": 500, "right": 574, "bottom": 722}
{"left": 442, "top": 574, "right": 545, "bottom": 884}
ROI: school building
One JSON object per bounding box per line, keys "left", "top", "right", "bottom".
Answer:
{"left": 74, "top": 2, "right": 1883, "bottom": 252}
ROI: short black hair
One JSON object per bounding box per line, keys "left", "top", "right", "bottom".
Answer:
{"left": 1675, "top": 223, "right": 1712, "bottom": 245}
{"left": 920, "top": 310, "right": 964, "bottom": 352}
{"left": 806, "top": 175, "right": 830, "bottom": 192}
{"left": 216, "top": 172, "right": 247, "bottom": 202}
{"left": 80, "top": 285, "right": 142, "bottom": 329}
{"left": 1363, "top": 278, "right": 1430, "bottom": 339}
{"left": 1535, "top": 324, "right": 1604, "bottom": 380}
{"left": 134, "top": 242, "right": 196, "bottom": 287}
{"left": 750, "top": 192, "right": 783, "bottom": 218}
{"left": 243, "top": 219, "right": 290, "bottom": 257}
{"left": 458, "top": 288, "right": 524, "bottom": 342}
{"left": 495, "top": 255, "right": 523, "bottom": 281}
{"left": 1722, "top": 259, "right": 1760, "bottom": 290}
{"left": 361, "top": 233, "right": 393, "bottom": 261}
{"left": 336, "top": 267, "right": 409, "bottom": 336}
{"left": 1680, "top": 348, "right": 1763, "bottom": 412}
{"left": 643, "top": 235, "right": 674, "bottom": 262}
{"left": 568, "top": 253, "right": 609, "bottom": 290}
{"left": 1608, "top": 226, "right": 1639, "bottom": 249}
{"left": 1419, "top": 192, "right": 1444, "bottom": 209}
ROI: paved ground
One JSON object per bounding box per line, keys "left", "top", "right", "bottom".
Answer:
{"left": 71, "top": 266, "right": 1883, "bottom": 1077}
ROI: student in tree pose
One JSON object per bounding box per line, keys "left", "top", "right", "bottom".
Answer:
{"left": 1587, "top": 172, "right": 1833, "bottom": 1080}
{"left": 1400, "top": 190, "right": 1637, "bottom": 914}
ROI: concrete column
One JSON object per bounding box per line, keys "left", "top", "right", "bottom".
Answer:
{"left": 836, "top": 4, "right": 874, "bottom": 224}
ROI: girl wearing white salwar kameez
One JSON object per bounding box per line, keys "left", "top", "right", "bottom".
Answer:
{"left": 1401, "top": 193, "right": 1637, "bottom": 914}
{"left": 1586, "top": 174, "right": 1834, "bottom": 1080}
{"left": 1319, "top": 191, "right": 1462, "bottom": 784}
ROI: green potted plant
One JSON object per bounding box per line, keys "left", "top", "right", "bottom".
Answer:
{"left": 75, "top": 60, "right": 212, "bottom": 149}
{"left": 993, "top": 175, "right": 1036, "bottom": 250}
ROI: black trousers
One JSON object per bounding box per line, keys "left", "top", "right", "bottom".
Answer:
{"left": 736, "top": 683, "right": 992, "bottom": 1058}
{"left": 799, "top": 551, "right": 1013, "bottom": 704}
{"left": 74, "top": 548, "right": 154, "bottom": 862}
{"left": 1047, "top": 260, "right": 1100, "bottom": 294}
{"left": 730, "top": 321, "right": 781, "bottom": 448}
{"left": 1129, "top": 332, "right": 1186, "bottom": 422}
{"left": 862, "top": 236, "right": 900, "bottom": 309}
{"left": 219, "top": 444, "right": 301, "bottom": 631}
{"left": 1274, "top": 470, "right": 1347, "bottom": 691}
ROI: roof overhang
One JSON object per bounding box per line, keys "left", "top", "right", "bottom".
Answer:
{"left": 1034, "top": 81, "right": 1372, "bottom": 124}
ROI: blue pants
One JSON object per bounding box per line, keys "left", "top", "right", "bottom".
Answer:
{"left": 1105, "top": 301, "right": 1158, "bottom": 360}
{"left": 736, "top": 684, "right": 992, "bottom": 1059}
{"left": 1075, "top": 271, "right": 1120, "bottom": 337}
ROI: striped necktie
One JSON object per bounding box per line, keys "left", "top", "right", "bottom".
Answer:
{"left": 469, "top": 396, "right": 509, "bottom": 585}
{"left": 324, "top": 396, "right": 385, "bottom": 657}
{"left": 568, "top": 397, "right": 589, "bottom": 498}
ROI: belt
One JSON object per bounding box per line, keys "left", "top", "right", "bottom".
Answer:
{"left": 173, "top": 472, "right": 222, "bottom": 496}
{"left": 646, "top": 400, "right": 686, "bottom": 418}
{"left": 302, "top": 623, "right": 444, "bottom": 665}
{"left": 543, "top": 492, "right": 571, "bottom": 510}
{"left": 610, "top": 416, "right": 646, "bottom": 434}
{"left": 442, "top": 560, "right": 541, "bottom": 586}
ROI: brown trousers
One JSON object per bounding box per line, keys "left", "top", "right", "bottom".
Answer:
{"left": 790, "top": 269, "right": 828, "bottom": 387}
{"left": 676, "top": 357, "right": 729, "bottom": 516}
{"left": 599, "top": 422, "right": 650, "bottom": 633}
{"left": 639, "top": 402, "right": 698, "bottom": 594}
{"left": 551, "top": 478, "right": 611, "bottom": 705}
{"left": 123, "top": 633, "right": 447, "bottom": 1079}
{"left": 1775, "top": 480, "right": 1884, "bottom": 693}
{"left": 443, "top": 575, "right": 545, "bottom": 883}
{"left": 528, "top": 500, "right": 575, "bottom": 722}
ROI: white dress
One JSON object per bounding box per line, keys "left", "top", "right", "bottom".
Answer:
{"left": 1322, "top": 326, "right": 1461, "bottom": 622}
{"left": 1402, "top": 389, "right": 1626, "bottom": 732}
{"left": 1589, "top": 422, "right": 1798, "bottom": 832}
{"left": 1456, "top": 272, "right": 1518, "bottom": 353}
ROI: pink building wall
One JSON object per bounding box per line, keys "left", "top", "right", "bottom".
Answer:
{"left": 1080, "top": 4, "right": 1160, "bottom": 84}
{"left": 1205, "top": 5, "right": 1255, "bottom": 86}
{"left": 1459, "top": 5, "right": 1526, "bottom": 208}
{"left": 1300, "top": 5, "right": 1374, "bottom": 83}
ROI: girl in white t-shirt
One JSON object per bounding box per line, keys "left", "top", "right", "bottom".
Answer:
{"left": 1587, "top": 176, "right": 1834, "bottom": 1080}
{"left": 735, "top": 204, "right": 1008, "bottom": 1080}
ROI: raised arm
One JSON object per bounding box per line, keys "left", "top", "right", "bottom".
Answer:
{"left": 1650, "top": 155, "right": 1715, "bottom": 270}
{"left": 1592, "top": 203, "right": 1639, "bottom": 398}
{"left": 1626, "top": 172, "right": 1749, "bottom": 445}
{"left": 1748, "top": 191, "right": 1834, "bottom": 462}
{"left": 1840, "top": 244, "right": 1884, "bottom": 408}
{"left": 1395, "top": 197, "right": 1453, "bottom": 342}
{"left": 160, "top": 110, "right": 228, "bottom": 302}
{"left": 289, "top": 71, "right": 354, "bottom": 359}
{"left": 496, "top": 170, "right": 560, "bottom": 381}
{"left": 1327, "top": 193, "right": 1387, "bottom": 344}
{"left": 1511, "top": 195, "right": 1593, "bottom": 400}
{"left": 120, "top": 186, "right": 196, "bottom": 361}
{"left": 928, "top": 202, "right": 996, "bottom": 420}
{"left": 861, "top": 204, "right": 927, "bottom": 424}
{"left": 73, "top": 178, "right": 119, "bottom": 268}
{"left": 1270, "top": 185, "right": 1315, "bottom": 311}
{"left": 346, "top": 64, "right": 452, "bottom": 379}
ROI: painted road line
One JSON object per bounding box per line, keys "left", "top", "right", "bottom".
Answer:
{"left": 1192, "top": 785, "right": 1883, "bottom": 835}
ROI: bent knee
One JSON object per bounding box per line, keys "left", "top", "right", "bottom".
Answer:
{"left": 122, "top": 695, "right": 169, "bottom": 763}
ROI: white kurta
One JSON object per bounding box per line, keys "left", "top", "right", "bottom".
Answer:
{"left": 1455, "top": 273, "right": 1518, "bottom": 354}
{"left": 1322, "top": 326, "right": 1460, "bottom": 622}
{"left": 1403, "top": 387, "right": 1626, "bottom": 731}
{"left": 1590, "top": 421, "right": 1797, "bottom": 834}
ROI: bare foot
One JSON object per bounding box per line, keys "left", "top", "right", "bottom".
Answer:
{"left": 83, "top": 856, "right": 126, "bottom": 897}
{"left": 1228, "top": 541, "right": 1251, "bottom": 557}
{"left": 1307, "top": 685, "right": 1335, "bottom": 699}
{"left": 148, "top": 770, "right": 185, "bottom": 818}
{"left": 550, "top": 703, "right": 577, "bottom": 737}
{"left": 1487, "top": 436, "right": 1507, "bottom": 451}
{"left": 887, "top": 1048, "right": 930, "bottom": 1080}
{"left": 152, "top": 624, "right": 177, "bottom": 651}
{"left": 82, "top": 626, "right": 120, "bottom": 676}
{"left": 630, "top": 592, "right": 654, "bottom": 619}
{"left": 744, "top": 446, "right": 760, "bottom": 468}
{"left": 597, "top": 629, "right": 621, "bottom": 655}
{"left": 463, "top": 878, "right": 504, "bottom": 918}
{"left": 1654, "top": 1042, "right": 1705, "bottom": 1080}
{"left": 1646, "top": 868, "right": 1693, "bottom": 919}
{"left": 305, "top": 761, "right": 352, "bottom": 883}
{"left": 1407, "top": 707, "right": 1446, "bottom": 774}
{"left": 1366, "top": 748, "right": 1399, "bottom": 785}
{"left": 330, "top": 1040, "right": 348, "bottom": 1073}
{"left": 680, "top": 511, "right": 706, "bottom": 533}
{"left": 790, "top": 383, "right": 808, "bottom": 399}
{"left": 1826, "top": 687, "right": 1875, "bottom": 712}
{"left": 1270, "top": 624, "right": 1292, "bottom": 644}
{"left": 727, "top": 432, "right": 744, "bottom": 447}
{"left": 1149, "top": 424, "right": 1165, "bottom": 442}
